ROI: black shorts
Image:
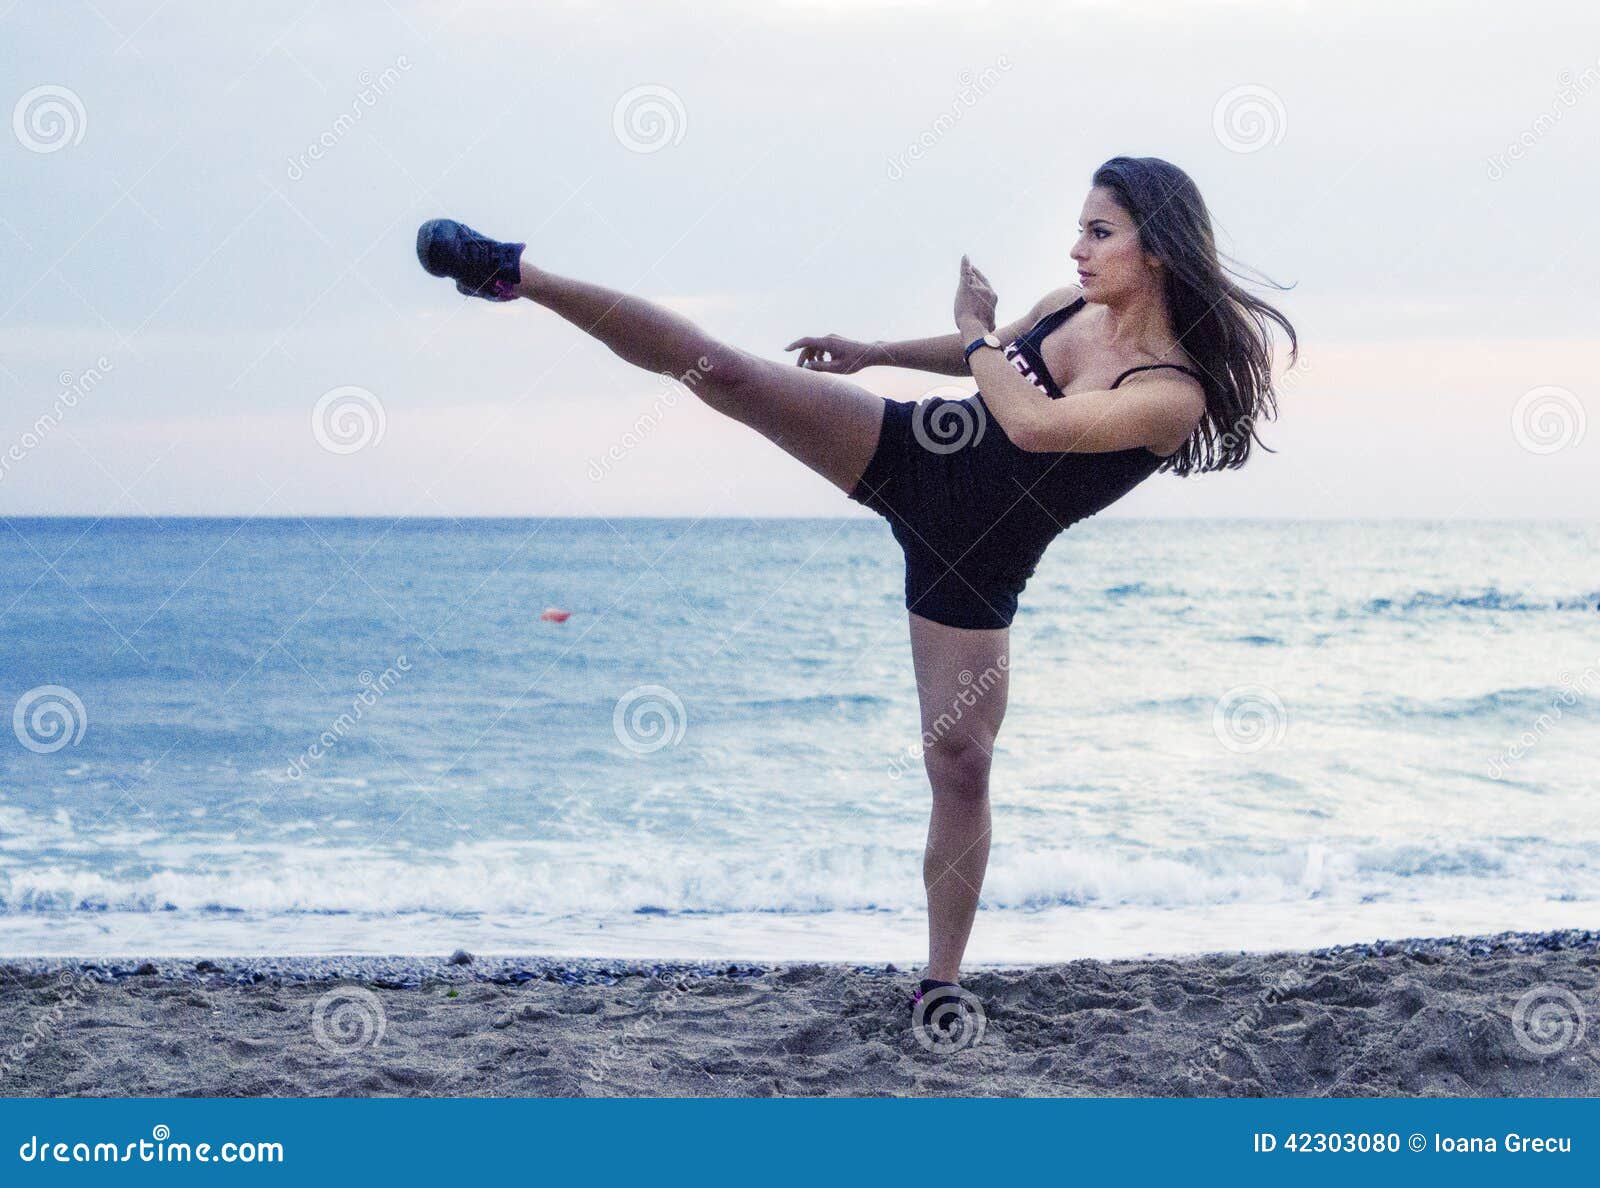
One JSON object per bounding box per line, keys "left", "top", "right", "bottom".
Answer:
{"left": 847, "top": 394, "right": 1057, "bottom": 631}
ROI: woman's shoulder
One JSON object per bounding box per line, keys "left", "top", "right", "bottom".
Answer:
{"left": 1033, "top": 284, "right": 1086, "bottom": 322}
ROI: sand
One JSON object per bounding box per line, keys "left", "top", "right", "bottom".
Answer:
{"left": 3, "top": 930, "right": 1597, "bottom": 1097}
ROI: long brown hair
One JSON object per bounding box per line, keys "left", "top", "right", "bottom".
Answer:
{"left": 1091, "top": 156, "right": 1298, "bottom": 475}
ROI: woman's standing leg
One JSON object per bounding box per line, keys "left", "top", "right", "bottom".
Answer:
{"left": 908, "top": 610, "right": 1010, "bottom": 982}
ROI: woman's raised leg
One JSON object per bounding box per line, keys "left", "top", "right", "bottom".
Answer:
{"left": 907, "top": 610, "right": 1010, "bottom": 983}
{"left": 516, "top": 260, "right": 885, "bottom": 497}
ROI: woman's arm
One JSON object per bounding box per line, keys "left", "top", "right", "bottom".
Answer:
{"left": 787, "top": 288, "right": 1075, "bottom": 376}
{"left": 866, "top": 333, "right": 970, "bottom": 375}
{"left": 954, "top": 261, "right": 1199, "bottom": 453}
{"left": 963, "top": 325, "right": 1204, "bottom": 453}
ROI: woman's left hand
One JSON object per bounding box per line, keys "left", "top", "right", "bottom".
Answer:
{"left": 953, "top": 255, "right": 998, "bottom": 333}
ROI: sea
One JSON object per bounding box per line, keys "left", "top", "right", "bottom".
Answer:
{"left": 1, "top": 517, "right": 1596, "bottom": 963}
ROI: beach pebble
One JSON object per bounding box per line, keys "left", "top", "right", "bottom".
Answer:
{"left": 448, "top": 949, "right": 474, "bottom": 965}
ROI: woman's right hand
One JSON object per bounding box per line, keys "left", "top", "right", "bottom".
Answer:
{"left": 784, "top": 334, "right": 879, "bottom": 374}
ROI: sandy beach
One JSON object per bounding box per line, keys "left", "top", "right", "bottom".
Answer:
{"left": 2, "top": 929, "right": 1596, "bottom": 1098}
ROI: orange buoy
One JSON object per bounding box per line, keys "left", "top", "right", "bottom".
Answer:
{"left": 539, "top": 607, "right": 571, "bottom": 623}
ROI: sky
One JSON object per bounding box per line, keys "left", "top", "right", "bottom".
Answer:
{"left": 1, "top": 0, "right": 1597, "bottom": 519}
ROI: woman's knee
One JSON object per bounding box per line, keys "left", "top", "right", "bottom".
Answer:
{"left": 688, "top": 345, "right": 761, "bottom": 407}
{"left": 923, "top": 732, "right": 994, "bottom": 794}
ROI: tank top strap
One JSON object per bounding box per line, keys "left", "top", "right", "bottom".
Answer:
{"left": 1031, "top": 295, "right": 1086, "bottom": 338}
{"left": 1110, "top": 362, "right": 1207, "bottom": 389}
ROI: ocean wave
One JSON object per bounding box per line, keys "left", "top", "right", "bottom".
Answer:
{"left": 1377, "top": 685, "right": 1600, "bottom": 724}
{"left": 1360, "top": 588, "right": 1600, "bottom": 615}
{"left": 732, "top": 692, "right": 890, "bottom": 713}
{"left": 4, "top": 837, "right": 1595, "bottom": 919}
{"left": 1100, "top": 581, "right": 1184, "bottom": 599}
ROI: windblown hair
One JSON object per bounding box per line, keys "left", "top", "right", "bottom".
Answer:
{"left": 1091, "top": 156, "right": 1298, "bottom": 475}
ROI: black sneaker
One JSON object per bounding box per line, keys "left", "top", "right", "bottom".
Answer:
{"left": 909, "top": 978, "right": 984, "bottom": 1049}
{"left": 415, "top": 218, "right": 525, "bottom": 302}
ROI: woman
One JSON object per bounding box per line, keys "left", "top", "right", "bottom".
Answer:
{"left": 415, "top": 155, "right": 1297, "bottom": 1033}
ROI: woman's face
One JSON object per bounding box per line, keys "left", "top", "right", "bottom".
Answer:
{"left": 1070, "top": 186, "right": 1161, "bottom": 303}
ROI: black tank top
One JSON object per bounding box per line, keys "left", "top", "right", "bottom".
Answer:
{"left": 1004, "top": 295, "right": 1208, "bottom": 406}
{"left": 947, "top": 296, "right": 1202, "bottom": 589}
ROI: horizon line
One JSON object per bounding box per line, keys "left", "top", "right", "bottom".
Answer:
{"left": 2, "top": 513, "right": 1596, "bottom": 524}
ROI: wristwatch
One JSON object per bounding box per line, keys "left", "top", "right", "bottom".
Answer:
{"left": 964, "top": 331, "right": 1002, "bottom": 362}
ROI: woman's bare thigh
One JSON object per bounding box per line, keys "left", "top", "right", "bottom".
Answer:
{"left": 908, "top": 611, "right": 1011, "bottom": 755}
{"left": 713, "top": 351, "right": 886, "bottom": 496}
